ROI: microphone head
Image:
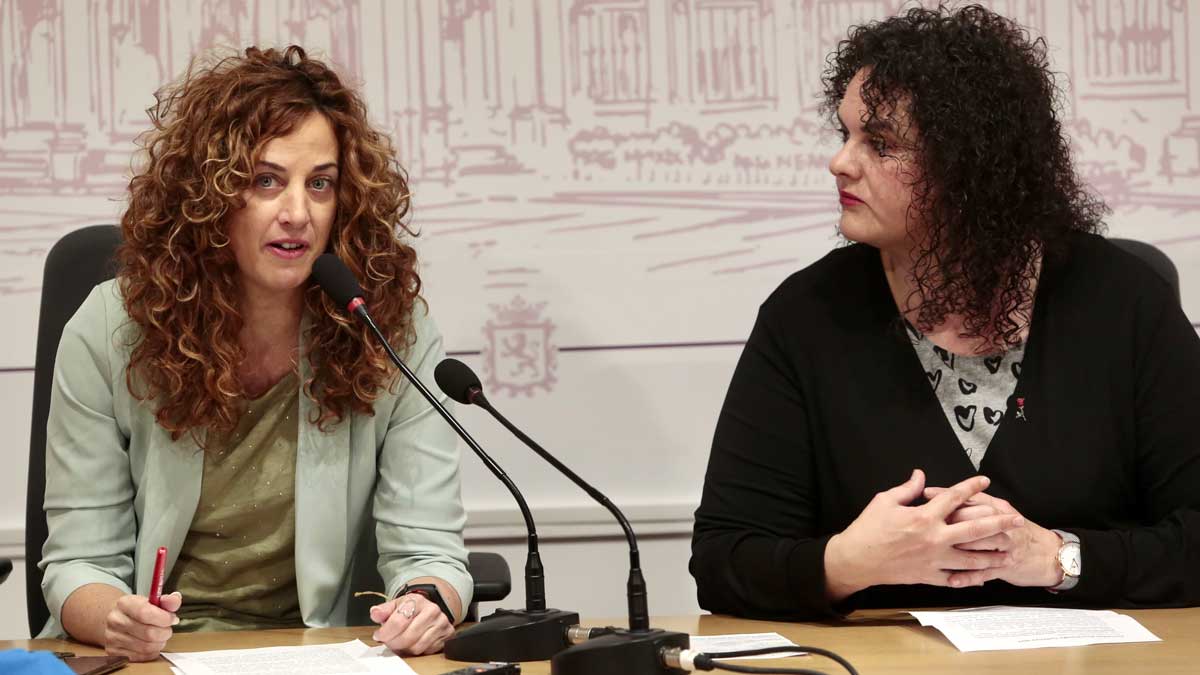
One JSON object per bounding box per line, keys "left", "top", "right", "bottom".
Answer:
{"left": 311, "top": 253, "right": 364, "bottom": 309}
{"left": 435, "top": 358, "right": 483, "bottom": 405}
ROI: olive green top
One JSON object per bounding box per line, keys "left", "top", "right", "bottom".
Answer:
{"left": 170, "top": 372, "right": 305, "bottom": 632}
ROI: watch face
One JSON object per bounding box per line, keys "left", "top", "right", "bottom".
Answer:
{"left": 1059, "top": 543, "right": 1082, "bottom": 577}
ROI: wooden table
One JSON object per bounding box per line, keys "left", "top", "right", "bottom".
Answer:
{"left": 3, "top": 608, "right": 1197, "bottom": 674}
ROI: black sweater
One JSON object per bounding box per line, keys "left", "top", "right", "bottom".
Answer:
{"left": 690, "top": 234, "right": 1200, "bottom": 620}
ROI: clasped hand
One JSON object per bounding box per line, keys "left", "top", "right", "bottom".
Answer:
{"left": 826, "top": 469, "right": 1061, "bottom": 599}
{"left": 923, "top": 484, "right": 1063, "bottom": 589}
{"left": 369, "top": 593, "right": 455, "bottom": 655}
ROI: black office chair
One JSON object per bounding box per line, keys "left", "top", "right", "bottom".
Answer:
{"left": 1111, "top": 237, "right": 1181, "bottom": 303}
{"left": 18, "top": 225, "right": 508, "bottom": 636}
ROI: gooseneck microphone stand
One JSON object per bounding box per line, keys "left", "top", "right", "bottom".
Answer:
{"left": 435, "top": 358, "right": 690, "bottom": 675}
{"left": 311, "top": 255, "right": 578, "bottom": 662}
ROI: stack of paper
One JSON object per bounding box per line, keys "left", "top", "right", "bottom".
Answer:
{"left": 164, "top": 639, "right": 415, "bottom": 675}
{"left": 687, "top": 632, "right": 805, "bottom": 659}
{"left": 909, "top": 606, "right": 1162, "bottom": 652}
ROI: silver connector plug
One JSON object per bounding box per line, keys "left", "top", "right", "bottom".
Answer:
{"left": 660, "top": 646, "right": 703, "bottom": 671}
{"left": 566, "top": 625, "right": 597, "bottom": 645}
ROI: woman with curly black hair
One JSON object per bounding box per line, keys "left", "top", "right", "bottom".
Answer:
{"left": 39, "top": 46, "right": 468, "bottom": 659}
{"left": 691, "top": 4, "right": 1200, "bottom": 619}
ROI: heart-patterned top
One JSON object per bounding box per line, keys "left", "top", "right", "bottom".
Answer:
{"left": 907, "top": 322, "right": 1025, "bottom": 470}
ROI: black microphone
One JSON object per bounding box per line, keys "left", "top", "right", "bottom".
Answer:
{"left": 311, "top": 253, "right": 365, "bottom": 311}
{"left": 435, "top": 358, "right": 689, "bottom": 675}
{"left": 311, "top": 254, "right": 578, "bottom": 662}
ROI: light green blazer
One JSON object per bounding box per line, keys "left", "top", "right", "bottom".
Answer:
{"left": 37, "top": 280, "right": 473, "bottom": 637}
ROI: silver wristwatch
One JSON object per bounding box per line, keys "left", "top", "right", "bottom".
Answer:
{"left": 1049, "top": 529, "right": 1081, "bottom": 592}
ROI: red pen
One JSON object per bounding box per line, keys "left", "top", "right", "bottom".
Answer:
{"left": 148, "top": 546, "right": 167, "bottom": 607}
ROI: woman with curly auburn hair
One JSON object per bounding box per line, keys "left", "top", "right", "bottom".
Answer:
{"left": 38, "top": 46, "right": 469, "bottom": 659}
{"left": 692, "top": 4, "right": 1200, "bottom": 619}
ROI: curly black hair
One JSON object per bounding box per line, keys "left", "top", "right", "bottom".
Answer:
{"left": 822, "top": 3, "right": 1108, "bottom": 350}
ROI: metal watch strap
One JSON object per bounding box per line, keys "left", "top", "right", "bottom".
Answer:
{"left": 1049, "top": 529, "right": 1081, "bottom": 592}
{"left": 397, "top": 582, "right": 455, "bottom": 623}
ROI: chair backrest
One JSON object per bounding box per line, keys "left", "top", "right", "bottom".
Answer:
{"left": 26, "top": 225, "right": 124, "bottom": 635}
{"left": 1110, "top": 238, "right": 1181, "bottom": 303}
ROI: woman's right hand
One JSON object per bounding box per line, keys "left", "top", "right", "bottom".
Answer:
{"left": 823, "top": 471, "right": 1024, "bottom": 601}
{"left": 104, "top": 591, "right": 182, "bottom": 662}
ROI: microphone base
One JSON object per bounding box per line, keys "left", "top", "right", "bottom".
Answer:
{"left": 445, "top": 607, "right": 579, "bottom": 663}
{"left": 550, "top": 628, "right": 689, "bottom": 675}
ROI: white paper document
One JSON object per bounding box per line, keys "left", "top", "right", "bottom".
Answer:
{"left": 687, "top": 632, "right": 806, "bottom": 659}
{"left": 164, "top": 639, "right": 416, "bottom": 675}
{"left": 909, "top": 606, "right": 1162, "bottom": 652}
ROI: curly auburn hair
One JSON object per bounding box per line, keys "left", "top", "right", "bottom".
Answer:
{"left": 822, "top": 4, "right": 1108, "bottom": 349}
{"left": 118, "top": 45, "right": 419, "bottom": 444}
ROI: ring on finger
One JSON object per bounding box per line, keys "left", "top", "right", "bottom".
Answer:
{"left": 396, "top": 598, "right": 418, "bottom": 619}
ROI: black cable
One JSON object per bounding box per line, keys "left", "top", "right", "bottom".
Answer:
{"left": 695, "top": 645, "right": 859, "bottom": 675}
{"left": 701, "top": 646, "right": 811, "bottom": 659}
{"left": 703, "top": 664, "right": 827, "bottom": 675}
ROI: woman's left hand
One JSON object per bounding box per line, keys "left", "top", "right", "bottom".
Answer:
{"left": 369, "top": 593, "right": 455, "bottom": 655}
{"left": 924, "top": 487, "right": 1064, "bottom": 588}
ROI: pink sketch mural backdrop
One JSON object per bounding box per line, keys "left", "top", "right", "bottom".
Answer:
{"left": 4, "top": 0, "right": 1200, "bottom": 581}
{"left": 3, "top": 0, "right": 1200, "bottom": 377}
